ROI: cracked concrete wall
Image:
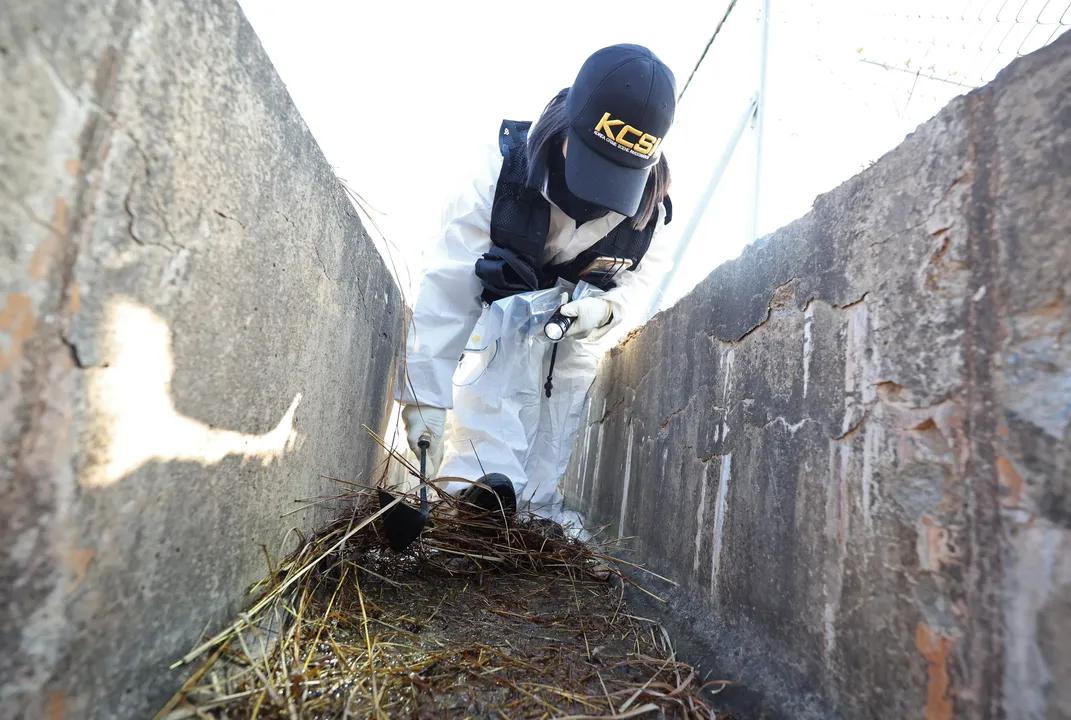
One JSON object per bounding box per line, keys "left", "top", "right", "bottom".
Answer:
{"left": 1, "top": 1, "right": 402, "bottom": 718}
{"left": 563, "top": 34, "right": 1071, "bottom": 720}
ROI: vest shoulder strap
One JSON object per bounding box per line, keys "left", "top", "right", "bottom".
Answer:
{"left": 489, "top": 120, "right": 550, "bottom": 266}
{"left": 498, "top": 120, "right": 531, "bottom": 156}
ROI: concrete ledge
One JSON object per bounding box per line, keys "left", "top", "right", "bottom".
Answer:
{"left": 564, "top": 33, "right": 1071, "bottom": 719}
{"left": 1, "top": 1, "right": 402, "bottom": 717}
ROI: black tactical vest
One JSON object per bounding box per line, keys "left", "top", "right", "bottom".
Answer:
{"left": 473, "top": 119, "right": 671, "bottom": 305}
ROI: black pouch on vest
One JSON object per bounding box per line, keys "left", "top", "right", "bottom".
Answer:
{"left": 474, "top": 246, "right": 543, "bottom": 305}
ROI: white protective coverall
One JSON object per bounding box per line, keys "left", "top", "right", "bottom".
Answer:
{"left": 396, "top": 119, "right": 671, "bottom": 522}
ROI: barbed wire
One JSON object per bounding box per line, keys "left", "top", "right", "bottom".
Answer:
{"left": 663, "top": 0, "right": 1069, "bottom": 290}
{"left": 855, "top": 0, "right": 1070, "bottom": 88}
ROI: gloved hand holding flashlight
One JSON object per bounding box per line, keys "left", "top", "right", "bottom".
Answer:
{"left": 544, "top": 297, "right": 613, "bottom": 341}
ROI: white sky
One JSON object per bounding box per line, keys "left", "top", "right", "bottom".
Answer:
{"left": 237, "top": 0, "right": 726, "bottom": 300}
{"left": 237, "top": 0, "right": 1065, "bottom": 315}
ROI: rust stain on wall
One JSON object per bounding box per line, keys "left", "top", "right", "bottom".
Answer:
{"left": 916, "top": 621, "right": 953, "bottom": 720}
{"left": 51, "top": 197, "right": 69, "bottom": 234}
{"left": 46, "top": 690, "right": 66, "bottom": 720}
{"left": 919, "top": 516, "right": 952, "bottom": 571}
{"left": 28, "top": 198, "right": 69, "bottom": 280}
{"left": 65, "top": 548, "right": 96, "bottom": 595}
{"left": 29, "top": 235, "right": 62, "bottom": 280}
{"left": 996, "top": 456, "right": 1024, "bottom": 507}
{"left": 0, "top": 294, "right": 39, "bottom": 372}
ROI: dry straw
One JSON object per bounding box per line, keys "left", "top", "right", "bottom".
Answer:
{"left": 155, "top": 438, "right": 729, "bottom": 719}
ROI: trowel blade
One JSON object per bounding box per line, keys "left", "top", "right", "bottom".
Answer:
{"left": 378, "top": 490, "right": 428, "bottom": 551}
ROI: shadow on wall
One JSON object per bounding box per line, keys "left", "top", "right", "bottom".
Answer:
{"left": 82, "top": 297, "right": 305, "bottom": 488}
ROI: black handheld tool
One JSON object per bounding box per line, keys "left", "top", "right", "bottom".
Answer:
{"left": 378, "top": 433, "right": 431, "bottom": 551}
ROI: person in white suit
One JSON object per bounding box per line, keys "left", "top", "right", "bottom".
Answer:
{"left": 396, "top": 43, "right": 676, "bottom": 525}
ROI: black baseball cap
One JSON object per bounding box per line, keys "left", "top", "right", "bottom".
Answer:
{"left": 565, "top": 44, "right": 676, "bottom": 218}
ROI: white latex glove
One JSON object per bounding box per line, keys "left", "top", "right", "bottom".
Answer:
{"left": 560, "top": 297, "right": 614, "bottom": 338}
{"left": 400, "top": 404, "right": 446, "bottom": 477}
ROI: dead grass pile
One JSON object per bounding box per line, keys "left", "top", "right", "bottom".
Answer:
{"left": 155, "top": 479, "right": 729, "bottom": 719}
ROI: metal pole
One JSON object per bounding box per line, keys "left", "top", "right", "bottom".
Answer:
{"left": 645, "top": 96, "right": 759, "bottom": 320}
{"left": 751, "top": 0, "right": 771, "bottom": 243}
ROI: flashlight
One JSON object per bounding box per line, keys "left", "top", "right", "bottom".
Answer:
{"left": 544, "top": 309, "right": 574, "bottom": 342}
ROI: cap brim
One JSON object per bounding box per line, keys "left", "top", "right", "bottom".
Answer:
{"left": 564, "top": 128, "right": 650, "bottom": 218}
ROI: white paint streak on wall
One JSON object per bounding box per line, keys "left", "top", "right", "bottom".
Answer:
{"left": 617, "top": 423, "right": 635, "bottom": 539}
{"left": 770, "top": 417, "right": 810, "bottom": 435}
{"left": 587, "top": 399, "right": 607, "bottom": 499}
{"left": 710, "top": 454, "right": 732, "bottom": 598}
{"left": 839, "top": 442, "right": 851, "bottom": 546}
{"left": 579, "top": 422, "right": 592, "bottom": 503}
{"left": 803, "top": 302, "right": 814, "bottom": 398}
{"left": 824, "top": 442, "right": 853, "bottom": 661}
{"left": 861, "top": 422, "right": 882, "bottom": 532}
{"left": 722, "top": 347, "right": 736, "bottom": 397}
{"left": 1003, "top": 526, "right": 1067, "bottom": 719}
{"left": 862, "top": 304, "right": 879, "bottom": 404}
{"left": 590, "top": 423, "right": 605, "bottom": 497}
{"left": 844, "top": 311, "right": 858, "bottom": 396}
{"left": 842, "top": 301, "right": 870, "bottom": 435}
{"left": 824, "top": 603, "right": 837, "bottom": 659}
{"left": 824, "top": 443, "right": 840, "bottom": 543}
{"left": 693, "top": 463, "right": 709, "bottom": 577}
{"left": 721, "top": 348, "right": 735, "bottom": 443}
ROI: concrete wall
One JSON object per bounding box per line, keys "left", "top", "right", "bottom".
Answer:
{"left": 1, "top": 1, "right": 402, "bottom": 718}
{"left": 564, "top": 34, "right": 1071, "bottom": 719}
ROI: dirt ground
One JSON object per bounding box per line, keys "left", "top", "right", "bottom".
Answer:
{"left": 158, "top": 490, "right": 728, "bottom": 719}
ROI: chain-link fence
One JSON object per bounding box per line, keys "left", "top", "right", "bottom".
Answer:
{"left": 857, "top": 0, "right": 1070, "bottom": 88}
{"left": 651, "top": 0, "right": 1069, "bottom": 314}
{"left": 840, "top": 0, "right": 1070, "bottom": 127}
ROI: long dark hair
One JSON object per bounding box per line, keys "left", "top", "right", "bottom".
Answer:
{"left": 526, "top": 88, "right": 671, "bottom": 230}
